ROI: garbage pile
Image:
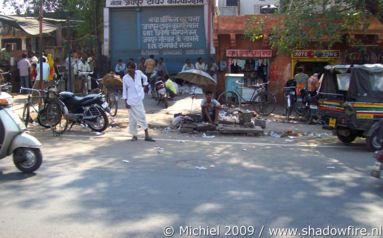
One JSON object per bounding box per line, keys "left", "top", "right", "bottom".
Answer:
{"left": 171, "top": 108, "right": 266, "bottom": 136}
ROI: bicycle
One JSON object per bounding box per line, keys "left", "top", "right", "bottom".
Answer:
{"left": 20, "top": 86, "right": 63, "bottom": 129}
{"left": 217, "top": 81, "right": 277, "bottom": 116}
{"left": 94, "top": 78, "right": 119, "bottom": 117}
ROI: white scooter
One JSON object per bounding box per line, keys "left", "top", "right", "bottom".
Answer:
{"left": 0, "top": 83, "right": 43, "bottom": 173}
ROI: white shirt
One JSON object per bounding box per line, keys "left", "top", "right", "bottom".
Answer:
{"left": 73, "top": 59, "right": 84, "bottom": 75}
{"left": 36, "top": 62, "right": 50, "bottom": 81}
{"left": 195, "top": 62, "right": 207, "bottom": 71}
{"left": 122, "top": 70, "right": 148, "bottom": 106}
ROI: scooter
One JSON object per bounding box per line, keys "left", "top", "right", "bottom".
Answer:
{"left": 371, "top": 150, "right": 383, "bottom": 179}
{"left": 0, "top": 83, "right": 43, "bottom": 173}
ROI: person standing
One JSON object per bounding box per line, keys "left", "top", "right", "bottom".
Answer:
{"left": 294, "top": 67, "right": 309, "bottom": 96}
{"left": 138, "top": 57, "right": 146, "bottom": 72}
{"left": 122, "top": 62, "right": 155, "bottom": 142}
{"left": 32, "top": 57, "right": 50, "bottom": 90}
{"left": 17, "top": 53, "right": 31, "bottom": 94}
{"left": 157, "top": 57, "right": 168, "bottom": 76}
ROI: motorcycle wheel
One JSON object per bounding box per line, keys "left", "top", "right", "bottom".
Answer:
{"left": 13, "top": 148, "right": 43, "bottom": 173}
{"left": 38, "top": 101, "right": 63, "bottom": 128}
{"left": 86, "top": 106, "right": 109, "bottom": 132}
{"left": 366, "top": 129, "right": 383, "bottom": 151}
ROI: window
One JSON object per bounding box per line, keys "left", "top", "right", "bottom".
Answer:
{"left": 226, "top": 0, "right": 237, "bottom": 7}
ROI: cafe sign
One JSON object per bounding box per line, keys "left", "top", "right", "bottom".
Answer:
{"left": 226, "top": 49, "right": 273, "bottom": 58}
{"left": 292, "top": 50, "right": 340, "bottom": 58}
{"left": 107, "top": 0, "right": 206, "bottom": 7}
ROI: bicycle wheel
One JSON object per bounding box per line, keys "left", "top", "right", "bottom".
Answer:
{"left": 38, "top": 101, "right": 63, "bottom": 128}
{"left": 52, "top": 114, "right": 69, "bottom": 135}
{"left": 217, "top": 91, "right": 240, "bottom": 108}
{"left": 253, "top": 92, "right": 277, "bottom": 116}
{"left": 22, "top": 102, "right": 30, "bottom": 127}
{"left": 107, "top": 92, "right": 118, "bottom": 117}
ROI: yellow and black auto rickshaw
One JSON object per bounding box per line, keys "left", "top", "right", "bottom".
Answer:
{"left": 318, "top": 64, "right": 383, "bottom": 151}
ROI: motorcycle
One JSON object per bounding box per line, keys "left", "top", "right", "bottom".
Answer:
{"left": 56, "top": 91, "right": 110, "bottom": 133}
{"left": 283, "top": 79, "right": 297, "bottom": 121}
{"left": 371, "top": 150, "right": 383, "bottom": 179}
{"left": 0, "top": 83, "right": 43, "bottom": 173}
{"left": 154, "top": 80, "right": 169, "bottom": 108}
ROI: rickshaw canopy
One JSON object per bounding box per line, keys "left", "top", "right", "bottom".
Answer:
{"left": 348, "top": 64, "right": 383, "bottom": 103}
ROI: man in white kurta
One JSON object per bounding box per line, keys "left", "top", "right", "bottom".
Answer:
{"left": 122, "top": 62, "right": 155, "bottom": 142}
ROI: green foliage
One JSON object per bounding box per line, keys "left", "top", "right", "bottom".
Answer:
{"left": 2, "top": 0, "right": 105, "bottom": 58}
{"left": 244, "top": 18, "right": 264, "bottom": 41}
{"left": 246, "top": 0, "right": 383, "bottom": 54}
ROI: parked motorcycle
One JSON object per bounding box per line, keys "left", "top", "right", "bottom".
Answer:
{"left": 371, "top": 150, "right": 383, "bottom": 179}
{"left": 283, "top": 79, "right": 297, "bottom": 121}
{"left": 0, "top": 83, "right": 43, "bottom": 173}
{"left": 154, "top": 80, "right": 169, "bottom": 108}
{"left": 57, "top": 91, "right": 110, "bottom": 133}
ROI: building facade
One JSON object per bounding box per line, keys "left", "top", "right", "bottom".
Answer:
{"left": 216, "top": 0, "right": 280, "bottom": 16}
{"left": 214, "top": 13, "right": 383, "bottom": 101}
{"left": 104, "top": 0, "right": 215, "bottom": 74}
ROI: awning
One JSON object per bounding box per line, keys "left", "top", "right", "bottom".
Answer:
{"left": 0, "top": 15, "right": 58, "bottom": 36}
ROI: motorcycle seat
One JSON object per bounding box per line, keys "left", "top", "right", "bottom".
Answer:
{"left": 59, "top": 91, "right": 101, "bottom": 104}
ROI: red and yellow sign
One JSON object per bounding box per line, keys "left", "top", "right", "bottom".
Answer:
{"left": 226, "top": 49, "right": 272, "bottom": 58}
{"left": 292, "top": 50, "right": 340, "bottom": 59}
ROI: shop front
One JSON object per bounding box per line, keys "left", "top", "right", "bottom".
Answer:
{"left": 226, "top": 49, "right": 272, "bottom": 86}
{"left": 291, "top": 50, "right": 341, "bottom": 77}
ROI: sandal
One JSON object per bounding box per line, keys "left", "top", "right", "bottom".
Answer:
{"left": 131, "top": 136, "right": 138, "bottom": 141}
{"left": 144, "top": 137, "right": 155, "bottom": 142}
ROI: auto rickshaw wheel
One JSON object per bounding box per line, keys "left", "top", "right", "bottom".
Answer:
{"left": 336, "top": 128, "right": 357, "bottom": 144}
{"left": 366, "top": 130, "right": 383, "bottom": 151}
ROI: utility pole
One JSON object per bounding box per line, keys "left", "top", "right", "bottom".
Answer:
{"left": 39, "top": 0, "right": 44, "bottom": 90}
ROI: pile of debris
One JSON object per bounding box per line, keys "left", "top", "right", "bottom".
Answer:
{"left": 172, "top": 108, "right": 266, "bottom": 136}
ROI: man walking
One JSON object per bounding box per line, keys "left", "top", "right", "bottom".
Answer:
{"left": 17, "top": 53, "right": 31, "bottom": 94}
{"left": 122, "top": 62, "right": 155, "bottom": 142}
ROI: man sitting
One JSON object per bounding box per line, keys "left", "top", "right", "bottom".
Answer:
{"left": 201, "top": 91, "right": 221, "bottom": 125}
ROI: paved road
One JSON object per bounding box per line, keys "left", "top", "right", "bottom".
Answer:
{"left": 0, "top": 126, "right": 382, "bottom": 238}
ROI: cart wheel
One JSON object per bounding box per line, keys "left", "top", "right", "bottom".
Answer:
{"left": 336, "top": 128, "right": 357, "bottom": 144}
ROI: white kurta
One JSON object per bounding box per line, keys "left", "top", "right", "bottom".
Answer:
{"left": 122, "top": 70, "right": 149, "bottom": 136}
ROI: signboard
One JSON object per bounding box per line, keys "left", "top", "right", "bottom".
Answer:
{"left": 142, "top": 15, "right": 202, "bottom": 50}
{"left": 109, "top": 6, "right": 206, "bottom": 74}
{"left": 226, "top": 49, "right": 273, "bottom": 58}
{"left": 292, "top": 50, "right": 340, "bottom": 58}
{"left": 107, "top": 0, "right": 206, "bottom": 7}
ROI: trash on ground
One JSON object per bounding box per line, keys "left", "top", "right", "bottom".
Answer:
{"left": 122, "top": 160, "right": 130, "bottom": 163}
{"left": 195, "top": 166, "right": 207, "bottom": 170}
{"left": 202, "top": 133, "right": 215, "bottom": 139}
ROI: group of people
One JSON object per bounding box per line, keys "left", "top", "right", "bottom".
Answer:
{"left": 17, "top": 52, "right": 54, "bottom": 94}
{"left": 181, "top": 57, "right": 219, "bottom": 80}
{"left": 65, "top": 52, "right": 95, "bottom": 93}
{"left": 293, "top": 67, "right": 320, "bottom": 96}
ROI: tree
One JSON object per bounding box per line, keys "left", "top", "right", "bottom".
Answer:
{"left": 3, "top": 0, "right": 105, "bottom": 61}
{"left": 245, "top": 0, "right": 383, "bottom": 54}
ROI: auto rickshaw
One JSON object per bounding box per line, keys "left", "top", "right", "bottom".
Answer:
{"left": 318, "top": 64, "right": 383, "bottom": 151}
